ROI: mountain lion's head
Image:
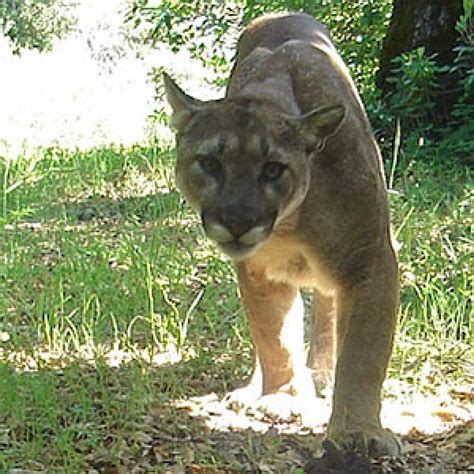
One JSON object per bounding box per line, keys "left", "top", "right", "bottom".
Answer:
{"left": 164, "top": 73, "right": 345, "bottom": 261}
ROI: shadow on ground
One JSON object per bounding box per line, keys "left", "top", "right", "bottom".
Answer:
{"left": 1, "top": 349, "right": 472, "bottom": 473}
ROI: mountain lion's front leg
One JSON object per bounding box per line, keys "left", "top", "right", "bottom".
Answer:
{"left": 327, "top": 245, "right": 400, "bottom": 456}
{"left": 234, "top": 262, "right": 314, "bottom": 401}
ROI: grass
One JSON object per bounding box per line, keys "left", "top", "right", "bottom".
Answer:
{"left": 0, "top": 146, "right": 243, "bottom": 353}
{"left": 388, "top": 155, "right": 472, "bottom": 384}
{"left": 0, "top": 144, "right": 472, "bottom": 471}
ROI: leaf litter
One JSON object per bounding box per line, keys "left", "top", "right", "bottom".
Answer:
{"left": 79, "top": 381, "right": 473, "bottom": 473}
{"left": 1, "top": 346, "right": 472, "bottom": 473}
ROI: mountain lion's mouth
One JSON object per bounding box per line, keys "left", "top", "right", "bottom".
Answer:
{"left": 217, "top": 240, "right": 261, "bottom": 261}
{"left": 203, "top": 220, "right": 272, "bottom": 260}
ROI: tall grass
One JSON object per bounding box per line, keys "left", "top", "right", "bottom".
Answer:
{"left": 0, "top": 146, "right": 241, "bottom": 361}
{"left": 1, "top": 145, "right": 471, "bottom": 363}
{"left": 393, "top": 161, "right": 472, "bottom": 345}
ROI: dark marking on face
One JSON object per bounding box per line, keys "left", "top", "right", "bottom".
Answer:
{"left": 275, "top": 120, "right": 301, "bottom": 151}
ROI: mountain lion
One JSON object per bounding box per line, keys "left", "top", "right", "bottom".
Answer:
{"left": 164, "top": 12, "right": 400, "bottom": 456}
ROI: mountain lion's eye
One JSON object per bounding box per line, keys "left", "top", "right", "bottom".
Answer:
{"left": 262, "top": 161, "right": 287, "bottom": 181}
{"left": 198, "top": 156, "right": 221, "bottom": 177}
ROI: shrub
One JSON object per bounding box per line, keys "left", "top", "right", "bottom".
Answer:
{"left": 0, "top": 0, "right": 75, "bottom": 53}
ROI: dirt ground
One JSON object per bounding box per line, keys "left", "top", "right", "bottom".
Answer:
{"left": 108, "top": 384, "right": 473, "bottom": 473}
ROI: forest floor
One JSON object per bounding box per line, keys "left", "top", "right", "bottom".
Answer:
{"left": 0, "top": 146, "right": 472, "bottom": 473}
{"left": 1, "top": 346, "right": 472, "bottom": 473}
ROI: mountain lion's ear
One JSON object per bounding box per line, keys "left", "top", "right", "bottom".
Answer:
{"left": 163, "top": 73, "right": 206, "bottom": 130}
{"left": 288, "top": 104, "right": 346, "bottom": 149}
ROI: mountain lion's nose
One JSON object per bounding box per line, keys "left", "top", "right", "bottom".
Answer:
{"left": 218, "top": 206, "right": 260, "bottom": 239}
{"left": 219, "top": 215, "right": 257, "bottom": 239}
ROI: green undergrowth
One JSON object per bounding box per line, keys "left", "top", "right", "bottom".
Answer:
{"left": 0, "top": 145, "right": 472, "bottom": 471}
{"left": 0, "top": 146, "right": 244, "bottom": 356}
{"left": 388, "top": 153, "right": 472, "bottom": 387}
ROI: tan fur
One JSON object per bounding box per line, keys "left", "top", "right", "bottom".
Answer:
{"left": 164, "top": 12, "right": 400, "bottom": 457}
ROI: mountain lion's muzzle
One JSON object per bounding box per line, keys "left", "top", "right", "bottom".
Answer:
{"left": 202, "top": 206, "right": 276, "bottom": 260}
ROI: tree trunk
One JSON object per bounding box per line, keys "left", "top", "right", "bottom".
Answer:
{"left": 377, "top": 0, "right": 464, "bottom": 125}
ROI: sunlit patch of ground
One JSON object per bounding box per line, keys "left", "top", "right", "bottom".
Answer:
{"left": 0, "top": 344, "right": 183, "bottom": 372}
{"left": 175, "top": 380, "right": 472, "bottom": 437}
{"left": 172, "top": 373, "right": 473, "bottom": 472}
{"left": 382, "top": 380, "right": 473, "bottom": 435}
{"left": 176, "top": 392, "right": 330, "bottom": 435}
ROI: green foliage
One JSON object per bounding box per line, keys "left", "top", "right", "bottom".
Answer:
{"left": 378, "top": 3, "right": 474, "bottom": 165}
{"left": 385, "top": 48, "right": 449, "bottom": 129}
{"left": 0, "top": 0, "right": 75, "bottom": 53}
{"left": 0, "top": 361, "right": 159, "bottom": 470}
{"left": 391, "top": 160, "right": 472, "bottom": 345}
{"left": 127, "top": 0, "right": 237, "bottom": 73}
{"left": 128, "top": 0, "right": 391, "bottom": 95}
{"left": 447, "top": 1, "right": 474, "bottom": 161}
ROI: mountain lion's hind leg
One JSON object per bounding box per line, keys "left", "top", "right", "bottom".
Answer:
{"left": 308, "top": 290, "right": 336, "bottom": 391}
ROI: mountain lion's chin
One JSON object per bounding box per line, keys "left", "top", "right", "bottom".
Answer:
{"left": 217, "top": 241, "right": 260, "bottom": 261}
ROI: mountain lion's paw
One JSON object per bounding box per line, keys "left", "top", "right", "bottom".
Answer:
{"left": 327, "top": 426, "right": 401, "bottom": 457}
